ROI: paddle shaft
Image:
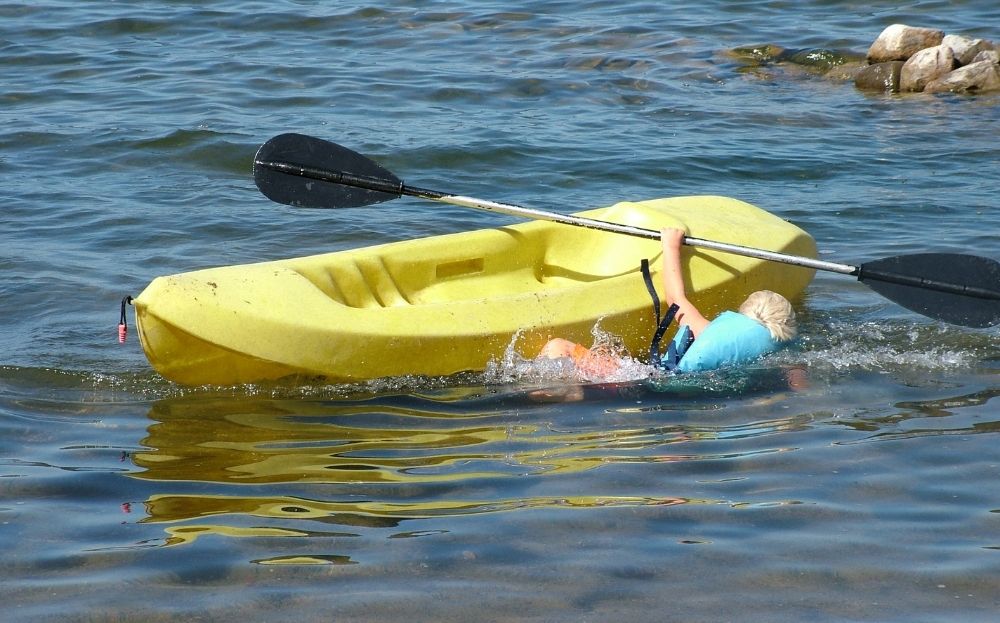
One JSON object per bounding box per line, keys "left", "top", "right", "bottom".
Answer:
{"left": 257, "top": 159, "right": 857, "bottom": 276}
{"left": 447, "top": 194, "right": 1000, "bottom": 301}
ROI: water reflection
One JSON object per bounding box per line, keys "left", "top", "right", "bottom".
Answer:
{"left": 132, "top": 375, "right": 799, "bottom": 486}
{"left": 149, "top": 492, "right": 694, "bottom": 535}
{"left": 832, "top": 386, "right": 1000, "bottom": 441}
{"left": 130, "top": 381, "right": 812, "bottom": 550}
{"left": 133, "top": 394, "right": 667, "bottom": 485}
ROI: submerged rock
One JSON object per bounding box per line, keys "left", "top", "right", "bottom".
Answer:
{"left": 787, "top": 48, "right": 855, "bottom": 71}
{"left": 868, "top": 24, "right": 944, "bottom": 63}
{"left": 727, "top": 44, "right": 787, "bottom": 65}
{"left": 825, "top": 61, "right": 867, "bottom": 82}
{"left": 925, "top": 59, "right": 1000, "bottom": 93}
{"left": 726, "top": 44, "right": 864, "bottom": 81}
{"left": 854, "top": 61, "right": 904, "bottom": 92}
{"left": 900, "top": 44, "right": 955, "bottom": 92}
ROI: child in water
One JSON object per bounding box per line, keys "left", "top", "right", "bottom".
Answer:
{"left": 537, "top": 227, "right": 798, "bottom": 379}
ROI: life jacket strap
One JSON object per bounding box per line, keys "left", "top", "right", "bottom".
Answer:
{"left": 641, "top": 258, "right": 661, "bottom": 326}
{"left": 641, "top": 259, "right": 691, "bottom": 370}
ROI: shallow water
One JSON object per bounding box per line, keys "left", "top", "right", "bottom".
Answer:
{"left": 2, "top": 1, "right": 999, "bottom": 621}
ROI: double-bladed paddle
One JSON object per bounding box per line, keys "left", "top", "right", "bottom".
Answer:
{"left": 253, "top": 132, "right": 1000, "bottom": 328}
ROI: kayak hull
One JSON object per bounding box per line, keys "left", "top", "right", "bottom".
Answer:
{"left": 134, "top": 196, "right": 817, "bottom": 385}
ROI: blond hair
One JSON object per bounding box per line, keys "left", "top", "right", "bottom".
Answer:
{"left": 739, "top": 290, "right": 797, "bottom": 342}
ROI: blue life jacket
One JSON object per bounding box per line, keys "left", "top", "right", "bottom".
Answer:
{"left": 640, "top": 260, "right": 783, "bottom": 373}
{"left": 673, "top": 311, "right": 782, "bottom": 372}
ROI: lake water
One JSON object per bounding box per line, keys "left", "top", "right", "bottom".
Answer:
{"left": 2, "top": 1, "right": 998, "bottom": 621}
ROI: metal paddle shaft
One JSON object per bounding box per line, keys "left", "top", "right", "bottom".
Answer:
{"left": 253, "top": 133, "right": 1000, "bottom": 328}
{"left": 254, "top": 135, "right": 854, "bottom": 273}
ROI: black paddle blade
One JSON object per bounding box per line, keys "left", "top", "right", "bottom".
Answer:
{"left": 858, "top": 253, "right": 1000, "bottom": 328}
{"left": 253, "top": 133, "right": 402, "bottom": 208}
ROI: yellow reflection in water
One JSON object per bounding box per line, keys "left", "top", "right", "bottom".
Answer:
{"left": 162, "top": 524, "right": 312, "bottom": 546}
{"left": 131, "top": 396, "right": 703, "bottom": 485}
{"left": 144, "top": 492, "right": 694, "bottom": 526}
{"left": 129, "top": 393, "right": 805, "bottom": 551}
{"left": 254, "top": 555, "right": 356, "bottom": 566}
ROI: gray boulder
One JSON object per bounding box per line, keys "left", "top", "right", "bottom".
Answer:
{"left": 925, "top": 59, "right": 1000, "bottom": 93}
{"left": 942, "top": 34, "right": 993, "bottom": 66}
{"left": 900, "top": 45, "right": 956, "bottom": 91}
{"left": 971, "top": 49, "right": 1000, "bottom": 65}
{"left": 867, "top": 24, "right": 944, "bottom": 62}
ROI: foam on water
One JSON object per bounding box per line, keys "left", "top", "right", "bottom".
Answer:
{"left": 793, "top": 320, "right": 990, "bottom": 373}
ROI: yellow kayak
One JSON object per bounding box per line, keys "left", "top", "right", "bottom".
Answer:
{"left": 133, "top": 195, "right": 816, "bottom": 385}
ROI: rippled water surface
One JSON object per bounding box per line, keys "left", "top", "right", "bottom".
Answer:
{"left": 2, "top": 1, "right": 999, "bottom": 621}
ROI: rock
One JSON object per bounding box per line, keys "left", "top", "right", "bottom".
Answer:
{"left": 942, "top": 34, "right": 993, "bottom": 66}
{"left": 787, "top": 48, "right": 860, "bottom": 72}
{"left": 854, "top": 61, "right": 904, "bottom": 92}
{"left": 971, "top": 49, "right": 999, "bottom": 65}
{"left": 727, "top": 44, "right": 787, "bottom": 64}
{"left": 867, "top": 24, "right": 944, "bottom": 62}
{"left": 900, "top": 45, "right": 956, "bottom": 91}
{"left": 925, "top": 60, "right": 1000, "bottom": 93}
{"left": 825, "top": 61, "right": 867, "bottom": 82}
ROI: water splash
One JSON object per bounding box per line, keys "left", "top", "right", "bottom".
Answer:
{"left": 483, "top": 325, "right": 660, "bottom": 386}
{"left": 3, "top": 315, "right": 992, "bottom": 403}
{"left": 786, "top": 319, "right": 992, "bottom": 373}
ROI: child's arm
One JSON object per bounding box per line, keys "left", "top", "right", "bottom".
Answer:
{"left": 660, "top": 227, "right": 711, "bottom": 337}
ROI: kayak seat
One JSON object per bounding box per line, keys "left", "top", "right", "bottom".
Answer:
{"left": 295, "top": 204, "right": 670, "bottom": 309}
